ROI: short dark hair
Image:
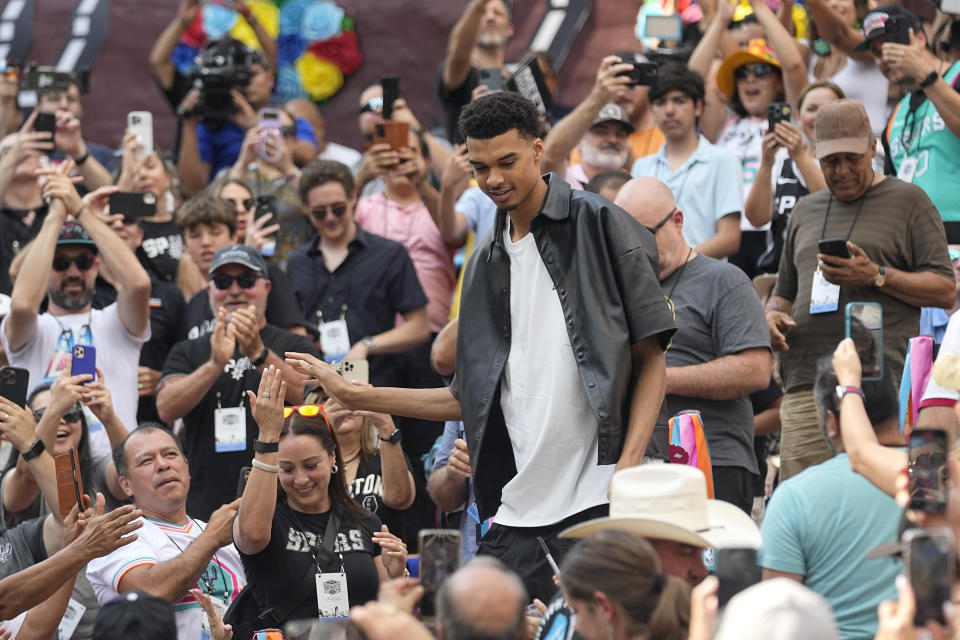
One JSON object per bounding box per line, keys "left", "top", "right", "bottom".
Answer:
{"left": 584, "top": 170, "right": 631, "bottom": 196}
{"left": 299, "top": 159, "right": 355, "bottom": 204}
{"left": 113, "top": 424, "right": 184, "bottom": 478}
{"left": 176, "top": 193, "right": 237, "bottom": 236}
{"left": 459, "top": 92, "right": 541, "bottom": 142}
{"left": 813, "top": 355, "right": 899, "bottom": 429}
{"left": 649, "top": 64, "right": 705, "bottom": 105}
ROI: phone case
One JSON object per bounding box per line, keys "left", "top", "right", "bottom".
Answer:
{"left": 55, "top": 448, "right": 84, "bottom": 518}
{"left": 71, "top": 345, "right": 97, "bottom": 382}
{"left": 127, "top": 111, "right": 153, "bottom": 157}
{"left": 844, "top": 302, "right": 883, "bottom": 381}
{"left": 34, "top": 112, "right": 56, "bottom": 138}
{"left": 0, "top": 366, "right": 29, "bottom": 407}
{"left": 109, "top": 191, "right": 157, "bottom": 219}
{"left": 342, "top": 359, "right": 369, "bottom": 385}
{"left": 903, "top": 527, "right": 955, "bottom": 626}
{"left": 372, "top": 121, "right": 410, "bottom": 152}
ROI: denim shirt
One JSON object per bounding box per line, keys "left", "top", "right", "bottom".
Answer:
{"left": 450, "top": 174, "right": 676, "bottom": 520}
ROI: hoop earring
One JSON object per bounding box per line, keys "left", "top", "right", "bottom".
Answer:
{"left": 331, "top": 463, "right": 339, "bottom": 474}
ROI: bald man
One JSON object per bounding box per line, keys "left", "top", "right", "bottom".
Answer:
{"left": 436, "top": 558, "right": 527, "bottom": 640}
{"left": 615, "top": 177, "right": 772, "bottom": 513}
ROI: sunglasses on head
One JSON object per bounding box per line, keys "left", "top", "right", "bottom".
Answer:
{"left": 311, "top": 203, "right": 348, "bottom": 221}
{"left": 52, "top": 253, "right": 95, "bottom": 272}
{"left": 283, "top": 404, "right": 330, "bottom": 424}
{"left": 222, "top": 197, "right": 255, "bottom": 211}
{"left": 211, "top": 272, "right": 263, "bottom": 290}
{"left": 644, "top": 207, "right": 676, "bottom": 235}
{"left": 734, "top": 63, "right": 775, "bottom": 81}
{"left": 33, "top": 407, "right": 82, "bottom": 424}
{"left": 359, "top": 97, "right": 383, "bottom": 114}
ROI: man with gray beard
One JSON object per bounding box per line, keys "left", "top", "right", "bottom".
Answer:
{"left": 1, "top": 172, "right": 151, "bottom": 456}
{"left": 561, "top": 104, "right": 632, "bottom": 190}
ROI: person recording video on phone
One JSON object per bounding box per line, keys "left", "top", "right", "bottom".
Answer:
{"left": 764, "top": 99, "right": 954, "bottom": 481}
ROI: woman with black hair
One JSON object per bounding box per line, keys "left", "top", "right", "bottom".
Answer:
{"left": 233, "top": 366, "right": 408, "bottom": 626}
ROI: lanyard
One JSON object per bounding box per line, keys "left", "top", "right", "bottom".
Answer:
{"left": 819, "top": 188, "right": 869, "bottom": 242}
{"left": 666, "top": 248, "right": 695, "bottom": 303}
{"left": 290, "top": 509, "right": 345, "bottom": 574}
{"left": 157, "top": 519, "right": 229, "bottom": 604}
{"left": 379, "top": 195, "right": 419, "bottom": 248}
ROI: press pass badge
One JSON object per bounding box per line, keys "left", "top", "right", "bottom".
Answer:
{"left": 214, "top": 406, "right": 246, "bottom": 452}
{"left": 319, "top": 319, "right": 350, "bottom": 363}
{"left": 57, "top": 597, "right": 87, "bottom": 640}
{"left": 809, "top": 267, "right": 840, "bottom": 314}
{"left": 897, "top": 157, "right": 918, "bottom": 183}
{"left": 316, "top": 571, "right": 350, "bottom": 620}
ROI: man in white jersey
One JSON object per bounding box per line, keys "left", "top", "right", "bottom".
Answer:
{"left": 87, "top": 425, "right": 244, "bottom": 640}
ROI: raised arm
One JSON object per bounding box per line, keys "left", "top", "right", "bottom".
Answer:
{"left": 149, "top": 0, "right": 199, "bottom": 90}
{"left": 438, "top": 147, "right": 472, "bottom": 245}
{"left": 0, "top": 397, "right": 61, "bottom": 526}
{"left": 744, "top": 134, "right": 779, "bottom": 227}
{"left": 344, "top": 307, "right": 431, "bottom": 361}
{"left": 366, "top": 410, "right": 415, "bottom": 510}
{"left": 237, "top": 0, "right": 277, "bottom": 72}
{"left": 688, "top": 0, "right": 736, "bottom": 141}
{"left": 748, "top": 0, "right": 808, "bottom": 110}
{"left": 804, "top": 0, "right": 871, "bottom": 59}
{"left": 443, "top": 0, "right": 488, "bottom": 90}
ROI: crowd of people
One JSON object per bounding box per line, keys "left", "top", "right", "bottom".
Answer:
{"left": 0, "top": 0, "right": 959, "bottom": 638}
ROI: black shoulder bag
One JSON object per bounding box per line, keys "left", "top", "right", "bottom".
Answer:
{"left": 225, "top": 508, "right": 342, "bottom": 640}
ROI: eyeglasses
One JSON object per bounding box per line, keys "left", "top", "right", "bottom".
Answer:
{"left": 359, "top": 97, "right": 383, "bottom": 114}
{"left": 211, "top": 272, "right": 263, "bottom": 290}
{"left": 222, "top": 197, "right": 255, "bottom": 211}
{"left": 52, "top": 253, "right": 95, "bottom": 272}
{"left": 644, "top": 207, "right": 676, "bottom": 235}
{"left": 283, "top": 404, "right": 330, "bottom": 425}
{"left": 310, "top": 203, "right": 348, "bottom": 221}
{"left": 33, "top": 407, "right": 82, "bottom": 424}
{"left": 734, "top": 63, "right": 775, "bottom": 81}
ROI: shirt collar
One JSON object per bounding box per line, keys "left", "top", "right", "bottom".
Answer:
{"left": 306, "top": 224, "right": 369, "bottom": 256}
{"left": 654, "top": 134, "right": 711, "bottom": 172}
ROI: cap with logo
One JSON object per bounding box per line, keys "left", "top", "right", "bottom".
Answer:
{"left": 57, "top": 221, "right": 98, "bottom": 254}
{"left": 591, "top": 103, "right": 635, "bottom": 133}
{"left": 208, "top": 244, "right": 269, "bottom": 277}
{"left": 855, "top": 5, "right": 922, "bottom": 51}
{"left": 814, "top": 99, "right": 872, "bottom": 159}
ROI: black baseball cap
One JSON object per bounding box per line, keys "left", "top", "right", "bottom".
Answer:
{"left": 92, "top": 591, "right": 176, "bottom": 640}
{"left": 855, "top": 5, "right": 923, "bottom": 51}
{"left": 208, "top": 244, "right": 269, "bottom": 277}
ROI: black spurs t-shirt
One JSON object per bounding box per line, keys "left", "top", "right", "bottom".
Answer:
{"left": 348, "top": 452, "right": 414, "bottom": 541}
{"left": 161, "top": 324, "right": 319, "bottom": 519}
{"left": 138, "top": 219, "right": 185, "bottom": 284}
{"left": 240, "top": 501, "right": 382, "bottom": 624}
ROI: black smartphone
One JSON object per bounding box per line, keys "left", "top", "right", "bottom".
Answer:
{"left": 617, "top": 62, "right": 659, "bottom": 87}
{"left": 818, "top": 237, "right": 851, "bottom": 259}
{"left": 908, "top": 428, "right": 949, "bottom": 513}
{"left": 419, "top": 529, "right": 462, "bottom": 617}
{"left": 0, "top": 366, "right": 29, "bottom": 407}
{"left": 904, "top": 527, "right": 955, "bottom": 626}
{"left": 715, "top": 548, "right": 761, "bottom": 607}
{"left": 885, "top": 17, "right": 912, "bottom": 45}
{"left": 381, "top": 75, "right": 400, "bottom": 120}
{"left": 768, "top": 102, "right": 792, "bottom": 131}
{"left": 477, "top": 67, "right": 502, "bottom": 92}
{"left": 34, "top": 111, "right": 56, "bottom": 139}
{"left": 236, "top": 466, "right": 251, "bottom": 498}
{"left": 109, "top": 191, "right": 157, "bottom": 220}
{"left": 255, "top": 195, "right": 278, "bottom": 220}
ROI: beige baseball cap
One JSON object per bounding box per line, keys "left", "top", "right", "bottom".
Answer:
{"left": 814, "top": 99, "right": 872, "bottom": 160}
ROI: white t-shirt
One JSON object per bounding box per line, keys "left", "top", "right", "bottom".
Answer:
{"left": 86, "top": 516, "right": 245, "bottom": 640}
{"left": 716, "top": 114, "right": 780, "bottom": 232}
{"left": 0, "top": 305, "right": 148, "bottom": 457}
{"left": 922, "top": 311, "right": 960, "bottom": 404}
{"left": 496, "top": 220, "right": 613, "bottom": 527}
{"left": 808, "top": 56, "right": 890, "bottom": 136}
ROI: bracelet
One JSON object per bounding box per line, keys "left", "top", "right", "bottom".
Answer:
{"left": 253, "top": 439, "right": 279, "bottom": 453}
{"left": 385, "top": 567, "right": 410, "bottom": 581}
{"left": 251, "top": 459, "right": 280, "bottom": 473}
{"left": 73, "top": 149, "right": 90, "bottom": 165}
{"left": 73, "top": 204, "right": 91, "bottom": 219}
{"left": 251, "top": 345, "right": 270, "bottom": 368}
{"left": 20, "top": 438, "right": 45, "bottom": 462}
{"left": 919, "top": 70, "right": 940, "bottom": 90}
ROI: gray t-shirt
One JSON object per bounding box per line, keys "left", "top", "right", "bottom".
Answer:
{"left": 0, "top": 516, "right": 46, "bottom": 581}
{"left": 661, "top": 254, "right": 770, "bottom": 473}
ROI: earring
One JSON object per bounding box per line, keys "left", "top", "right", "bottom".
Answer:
{"left": 331, "top": 463, "right": 339, "bottom": 474}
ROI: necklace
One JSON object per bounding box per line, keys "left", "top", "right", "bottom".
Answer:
{"left": 342, "top": 449, "right": 361, "bottom": 465}
{"left": 666, "top": 248, "right": 695, "bottom": 302}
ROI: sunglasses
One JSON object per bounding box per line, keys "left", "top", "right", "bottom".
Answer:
{"left": 281, "top": 126, "right": 297, "bottom": 137}
{"left": 311, "top": 203, "right": 348, "bottom": 221}
{"left": 283, "top": 404, "right": 330, "bottom": 424}
{"left": 53, "top": 253, "right": 96, "bottom": 272}
{"left": 33, "top": 407, "right": 82, "bottom": 424}
{"left": 644, "top": 207, "right": 676, "bottom": 235}
{"left": 734, "top": 63, "right": 775, "bottom": 81}
{"left": 211, "top": 272, "right": 263, "bottom": 290}
{"left": 359, "top": 97, "right": 383, "bottom": 114}
{"left": 222, "top": 197, "right": 255, "bottom": 211}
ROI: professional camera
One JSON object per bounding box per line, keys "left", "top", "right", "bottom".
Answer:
{"left": 186, "top": 38, "right": 261, "bottom": 128}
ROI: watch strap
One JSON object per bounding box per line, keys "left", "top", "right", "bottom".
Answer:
{"left": 20, "top": 438, "right": 45, "bottom": 461}
{"left": 73, "top": 149, "right": 90, "bottom": 165}
{"left": 836, "top": 385, "right": 865, "bottom": 400}
{"left": 253, "top": 439, "right": 279, "bottom": 453}
{"left": 919, "top": 70, "right": 940, "bottom": 90}
{"left": 251, "top": 345, "right": 270, "bottom": 368}
{"left": 379, "top": 429, "right": 402, "bottom": 444}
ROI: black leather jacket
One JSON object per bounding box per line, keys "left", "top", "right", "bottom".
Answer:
{"left": 450, "top": 175, "right": 676, "bottom": 520}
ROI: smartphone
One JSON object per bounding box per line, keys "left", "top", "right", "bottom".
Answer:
{"left": 908, "top": 428, "right": 949, "bottom": 513}
{"left": 0, "top": 366, "right": 29, "bottom": 407}
{"left": 477, "top": 67, "right": 502, "bottom": 92}
{"left": 644, "top": 14, "right": 683, "bottom": 41}
{"left": 341, "top": 359, "right": 369, "bottom": 385}
{"left": 381, "top": 75, "right": 400, "bottom": 120}
{"left": 371, "top": 120, "right": 410, "bottom": 153}
{"left": 419, "top": 529, "right": 462, "bottom": 617}
{"left": 34, "top": 111, "right": 56, "bottom": 139}
{"left": 885, "top": 17, "right": 912, "bottom": 45}
{"left": 258, "top": 108, "right": 284, "bottom": 162}
{"left": 109, "top": 191, "right": 157, "bottom": 220}
{"left": 617, "top": 62, "right": 659, "bottom": 87}
{"left": 715, "top": 548, "right": 761, "bottom": 608}
{"left": 55, "top": 448, "right": 84, "bottom": 518}
{"left": 127, "top": 111, "right": 153, "bottom": 157}
{"left": 845, "top": 302, "right": 883, "bottom": 381}
{"left": 768, "top": 102, "right": 792, "bottom": 131}
{"left": 71, "top": 345, "right": 96, "bottom": 383}
{"left": 903, "top": 527, "right": 955, "bottom": 626}
{"left": 818, "top": 237, "right": 851, "bottom": 259}
{"left": 237, "top": 466, "right": 251, "bottom": 498}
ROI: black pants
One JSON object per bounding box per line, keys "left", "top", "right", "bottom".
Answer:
{"left": 712, "top": 465, "right": 755, "bottom": 514}
{"left": 476, "top": 503, "right": 610, "bottom": 602}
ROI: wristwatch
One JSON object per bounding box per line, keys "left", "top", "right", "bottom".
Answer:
{"left": 361, "top": 336, "right": 376, "bottom": 354}
{"left": 872, "top": 264, "right": 886, "bottom": 288}
{"left": 251, "top": 345, "right": 270, "bottom": 368}
{"left": 20, "top": 438, "right": 45, "bottom": 462}
{"left": 836, "top": 385, "right": 865, "bottom": 401}
{"left": 253, "top": 439, "right": 279, "bottom": 453}
{"left": 379, "top": 429, "right": 402, "bottom": 445}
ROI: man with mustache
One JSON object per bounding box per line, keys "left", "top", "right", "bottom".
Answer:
{"left": 560, "top": 104, "right": 633, "bottom": 191}
{"left": 1, "top": 168, "right": 151, "bottom": 456}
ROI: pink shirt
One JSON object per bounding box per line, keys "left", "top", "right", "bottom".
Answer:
{"left": 355, "top": 192, "right": 455, "bottom": 332}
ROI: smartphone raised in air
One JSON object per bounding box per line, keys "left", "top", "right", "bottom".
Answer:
{"left": 908, "top": 427, "right": 949, "bottom": 513}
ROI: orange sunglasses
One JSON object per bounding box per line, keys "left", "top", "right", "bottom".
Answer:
{"left": 283, "top": 404, "right": 329, "bottom": 426}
